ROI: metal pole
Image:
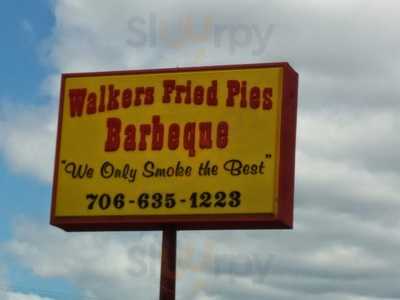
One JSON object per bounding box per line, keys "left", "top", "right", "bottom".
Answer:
{"left": 159, "top": 227, "right": 177, "bottom": 300}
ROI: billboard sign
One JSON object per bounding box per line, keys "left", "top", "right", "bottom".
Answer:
{"left": 50, "top": 63, "right": 298, "bottom": 231}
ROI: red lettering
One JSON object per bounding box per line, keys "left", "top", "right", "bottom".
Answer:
{"left": 152, "top": 115, "right": 164, "bottom": 150}
{"left": 86, "top": 92, "right": 97, "bottom": 115}
{"left": 139, "top": 124, "right": 151, "bottom": 150}
{"left": 105, "top": 118, "right": 121, "bottom": 151}
{"left": 263, "top": 88, "right": 273, "bottom": 110}
{"left": 240, "top": 81, "right": 247, "bottom": 108}
{"left": 193, "top": 86, "right": 204, "bottom": 105}
{"left": 249, "top": 87, "right": 260, "bottom": 109}
{"left": 99, "top": 85, "right": 106, "bottom": 112}
{"left": 184, "top": 123, "right": 196, "bottom": 157}
{"left": 122, "top": 88, "right": 133, "bottom": 108}
{"left": 68, "top": 88, "right": 87, "bottom": 117}
{"left": 226, "top": 80, "right": 240, "bottom": 107}
{"left": 199, "top": 122, "right": 212, "bottom": 149}
{"left": 124, "top": 125, "right": 136, "bottom": 150}
{"left": 144, "top": 87, "right": 154, "bottom": 105}
{"left": 217, "top": 121, "right": 229, "bottom": 148}
{"left": 184, "top": 80, "right": 192, "bottom": 104}
{"left": 103, "top": 116, "right": 230, "bottom": 157}
{"left": 175, "top": 85, "right": 186, "bottom": 103}
{"left": 207, "top": 80, "right": 218, "bottom": 106}
{"left": 134, "top": 87, "right": 144, "bottom": 106}
{"left": 163, "top": 80, "right": 175, "bottom": 103}
{"left": 168, "top": 124, "right": 180, "bottom": 150}
{"left": 107, "top": 85, "right": 120, "bottom": 110}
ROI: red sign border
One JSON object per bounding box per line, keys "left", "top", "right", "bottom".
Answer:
{"left": 50, "top": 62, "right": 298, "bottom": 231}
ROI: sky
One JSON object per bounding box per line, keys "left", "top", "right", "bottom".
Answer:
{"left": 1, "top": 0, "right": 400, "bottom": 299}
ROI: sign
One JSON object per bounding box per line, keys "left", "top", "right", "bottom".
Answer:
{"left": 50, "top": 63, "right": 298, "bottom": 231}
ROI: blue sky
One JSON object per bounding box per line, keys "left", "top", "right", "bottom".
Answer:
{"left": 1, "top": 1, "right": 400, "bottom": 300}
{"left": 0, "top": 0, "right": 48, "bottom": 252}
{"left": 0, "top": 1, "right": 79, "bottom": 299}
{"left": 0, "top": 0, "right": 53, "bottom": 102}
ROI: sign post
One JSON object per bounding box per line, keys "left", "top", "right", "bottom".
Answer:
{"left": 50, "top": 62, "right": 298, "bottom": 299}
{"left": 160, "top": 227, "right": 177, "bottom": 300}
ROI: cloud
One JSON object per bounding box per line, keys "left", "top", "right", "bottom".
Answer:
{"left": 5, "top": 201, "right": 400, "bottom": 300}
{"left": 3, "top": 0, "right": 400, "bottom": 183}
{"left": 0, "top": 101, "right": 56, "bottom": 182}
{"left": 5, "top": 219, "right": 161, "bottom": 300}
{"left": 2, "top": 0, "right": 400, "bottom": 299}
{"left": 3, "top": 292, "right": 54, "bottom": 300}
{"left": 0, "top": 265, "right": 54, "bottom": 300}
{"left": 299, "top": 110, "right": 400, "bottom": 174}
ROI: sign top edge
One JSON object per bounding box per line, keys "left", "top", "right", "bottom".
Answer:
{"left": 61, "top": 62, "right": 296, "bottom": 78}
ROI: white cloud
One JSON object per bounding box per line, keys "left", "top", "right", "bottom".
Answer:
{"left": 3, "top": 292, "right": 54, "bottom": 300}
{"left": 5, "top": 219, "right": 161, "bottom": 300}
{"left": 0, "top": 101, "right": 56, "bottom": 182}
{"left": 2, "top": 0, "right": 400, "bottom": 299}
{"left": 4, "top": 0, "right": 400, "bottom": 183}
{"left": 0, "top": 265, "right": 54, "bottom": 300}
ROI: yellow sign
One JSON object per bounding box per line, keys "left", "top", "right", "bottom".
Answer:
{"left": 51, "top": 63, "right": 298, "bottom": 231}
